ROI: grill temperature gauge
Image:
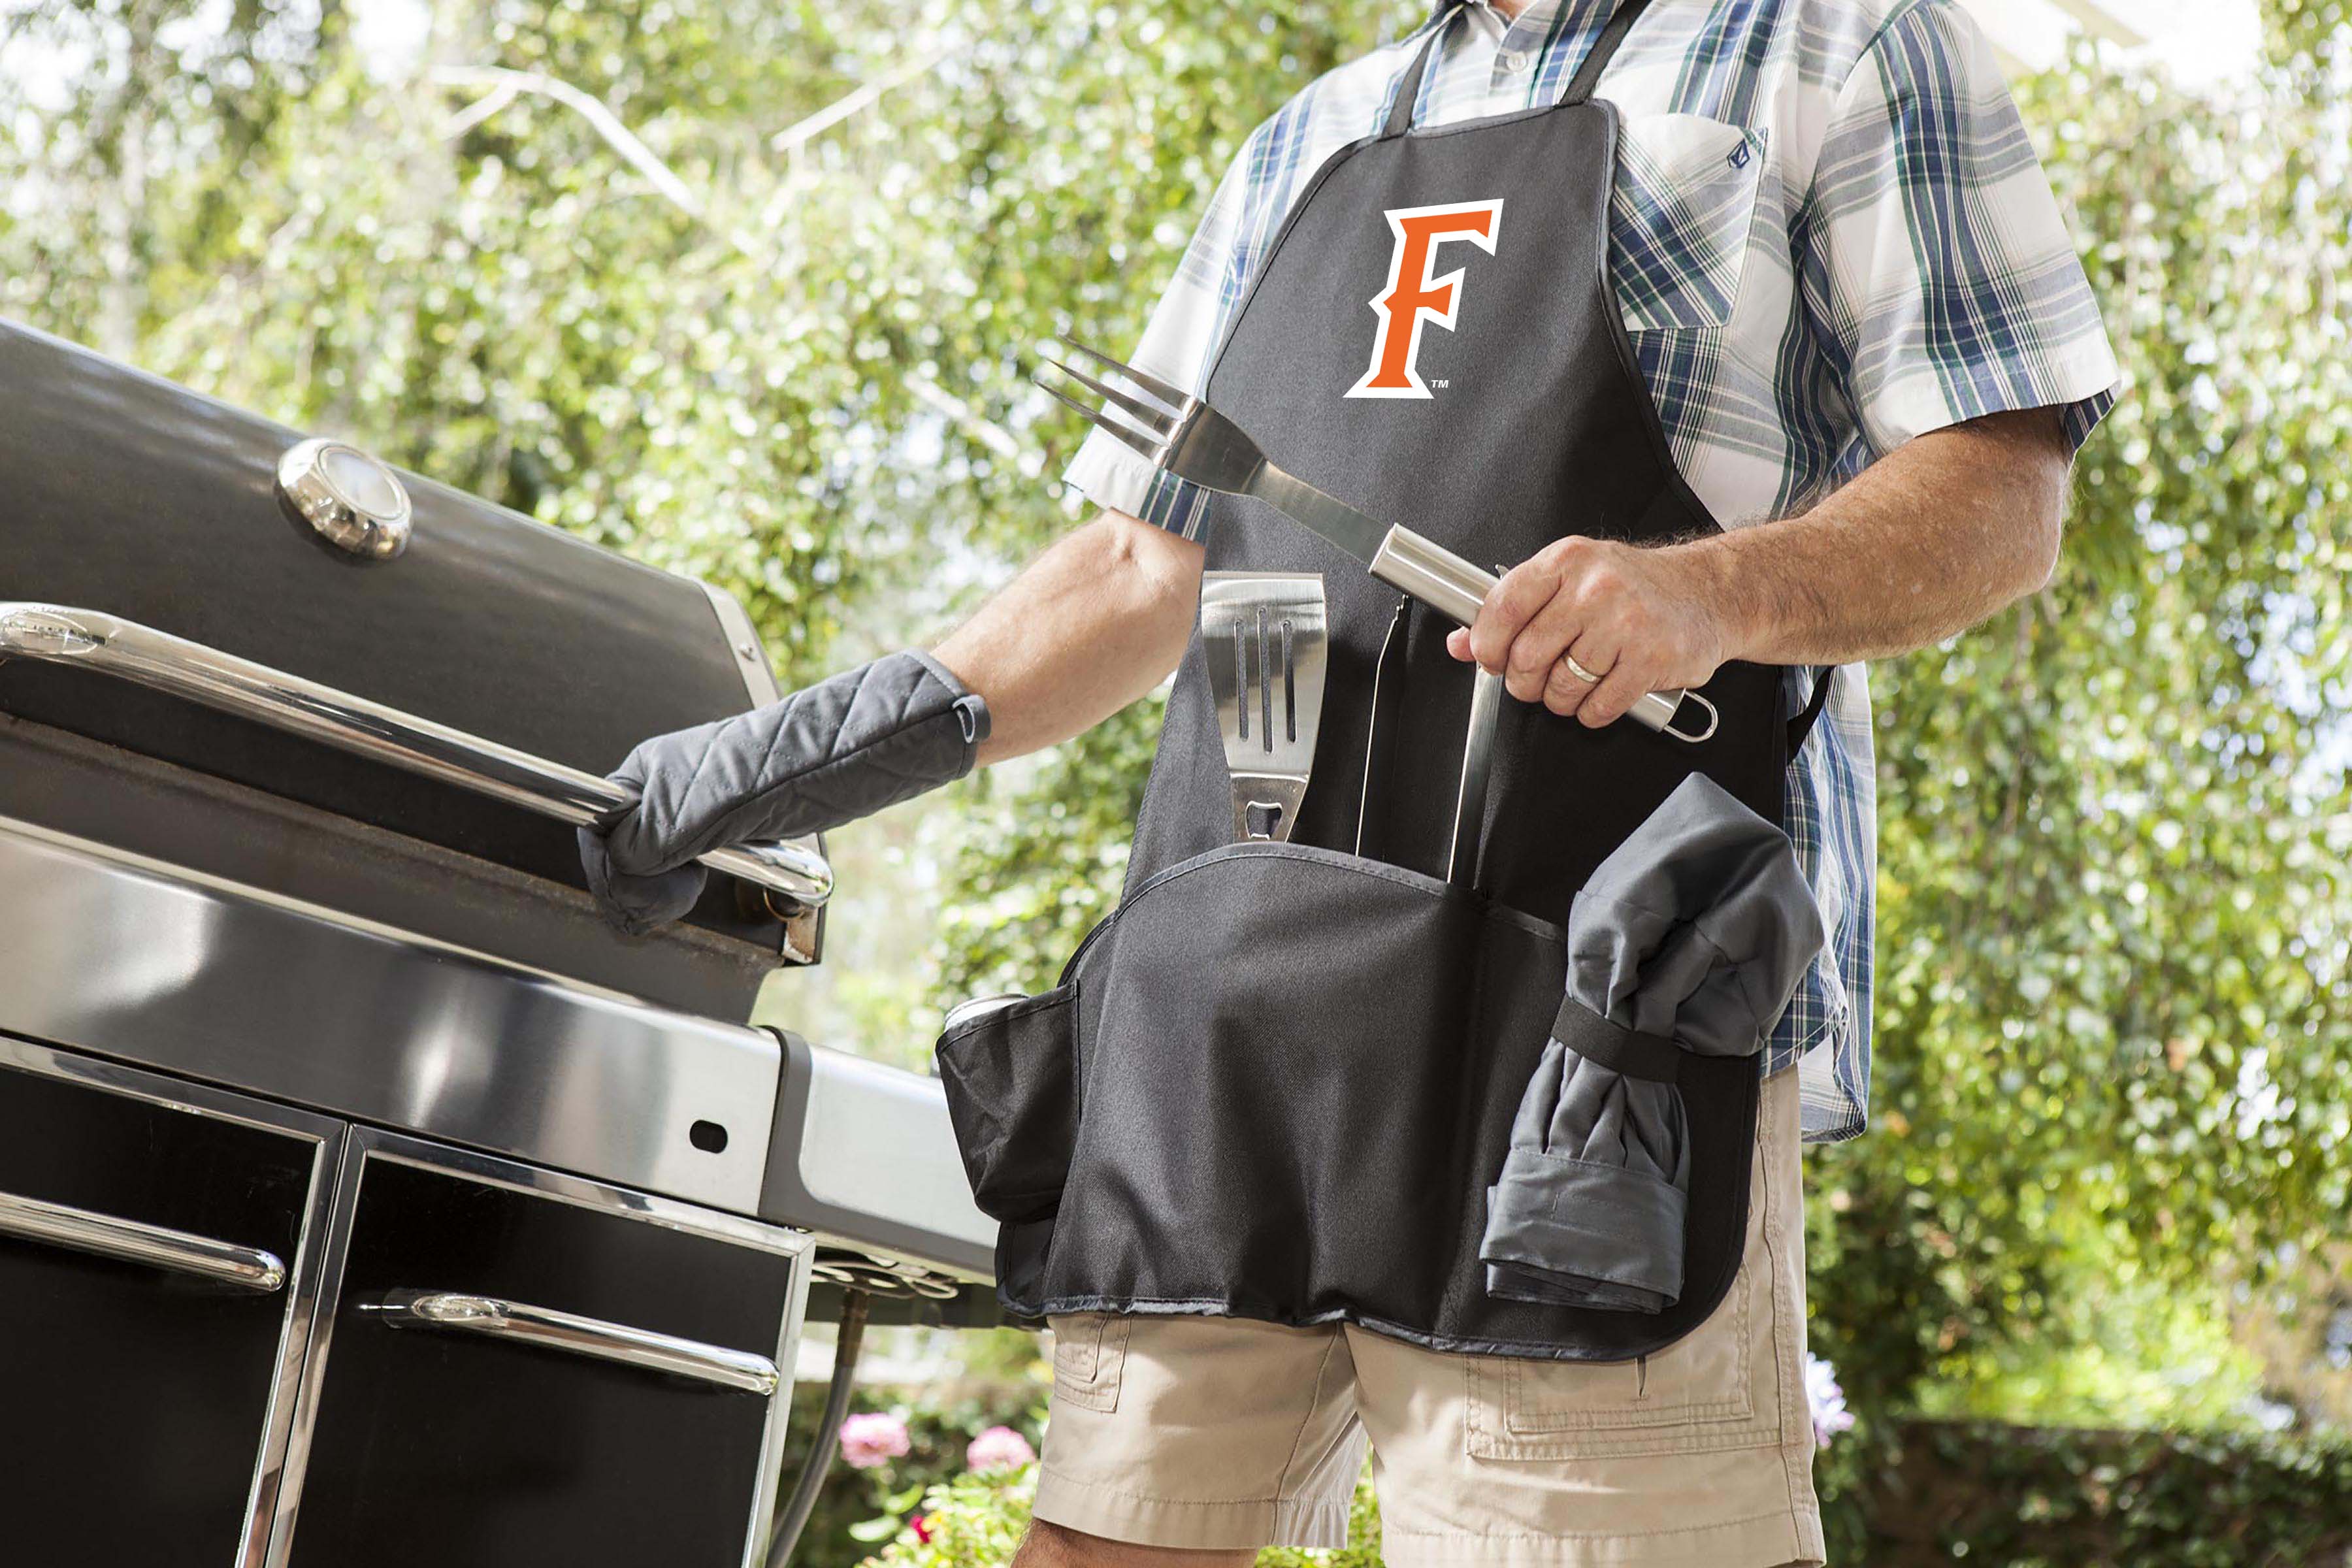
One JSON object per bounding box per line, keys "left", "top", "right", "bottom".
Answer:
{"left": 276, "top": 438, "right": 412, "bottom": 560}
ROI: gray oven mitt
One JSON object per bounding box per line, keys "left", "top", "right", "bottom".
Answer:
{"left": 577, "top": 649, "right": 989, "bottom": 934}
{"left": 1480, "top": 774, "right": 1822, "bottom": 1313}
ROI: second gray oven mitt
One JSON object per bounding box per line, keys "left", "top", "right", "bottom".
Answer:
{"left": 1480, "top": 774, "right": 1823, "bottom": 1313}
{"left": 578, "top": 650, "right": 989, "bottom": 934}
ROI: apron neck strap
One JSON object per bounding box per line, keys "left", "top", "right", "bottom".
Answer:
{"left": 1561, "top": 0, "right": 1658, "bottom": 105}
{"left": 1384, "top": 3, "right": 1465, "bottom": 139}
{"left": 1386, "top": 0, "right": 1660, "bottom": 139}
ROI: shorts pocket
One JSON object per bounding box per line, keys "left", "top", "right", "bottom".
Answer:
{"left": 936, "top": 985, "right": 1079, "bottom": 1223}
{"left": 1610, "top": 112, "right": 1769, "bottom": 331}
{"left": 1049, "top": 1313, "right": 1132, "bottom": 1414}
{"left": 1465, "top": 1241, "right": 1778, "bottom": 1459}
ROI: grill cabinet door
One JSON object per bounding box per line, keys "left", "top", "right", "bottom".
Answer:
{"left": 0, "top": 1039, "right": 339, "bottom": 1568}
{"left": 280, "top": 1134, "right": 806, "bottom": 1568}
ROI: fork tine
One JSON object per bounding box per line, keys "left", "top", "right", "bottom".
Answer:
{"left": 1032, "top": 374, "right": 1166, "bottom": 463}
{"left": 1041, "top": 356, "right": 1177, "bottom": 438}
{"left": 1062, "top": 339, "right": 1190, "bottom": 416}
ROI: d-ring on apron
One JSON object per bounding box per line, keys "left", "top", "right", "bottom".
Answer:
{"left": 939, "top": 0, "right": 1828, "bottom": 1360}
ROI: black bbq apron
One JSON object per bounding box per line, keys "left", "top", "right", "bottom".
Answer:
{"left": 941, "top": 0, "right": 1823, "bottom": 1360}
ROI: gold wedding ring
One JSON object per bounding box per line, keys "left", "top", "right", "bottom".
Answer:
{"left": 1563, "top": 652, "right": 1602, "bottom": 684}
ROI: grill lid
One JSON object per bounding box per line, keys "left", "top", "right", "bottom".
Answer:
{"left": 0, "top": 317, "right": 826, "bottom": 1007}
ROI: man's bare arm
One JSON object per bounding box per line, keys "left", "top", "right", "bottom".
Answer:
{"left": 928, "top": 408, "right": 2063, "bottom": 762}
{"left": 1450, "top": 407, "right": 2075, "bottom": 725}
{"left": 931, "top": 512, "right": 1205, "bottom": 764}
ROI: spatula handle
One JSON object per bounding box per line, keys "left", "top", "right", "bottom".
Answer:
{"left": 1367, "top": 526, "right": 1716, "bottom": 744}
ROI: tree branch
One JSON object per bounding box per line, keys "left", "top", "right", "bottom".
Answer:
{"left": 768, "top": 50, "right": 949, "bottom": 156}
{"left": 431, "top": 64, "right": 707, "bottom": 219}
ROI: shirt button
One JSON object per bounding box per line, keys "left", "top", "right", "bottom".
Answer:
{"left": 1501, "top": 48, "right": 1532, "bottom": 73}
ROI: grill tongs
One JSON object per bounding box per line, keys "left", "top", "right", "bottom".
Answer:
{"left": 1037, "top": 341, "right": 1717, "bottom": 744}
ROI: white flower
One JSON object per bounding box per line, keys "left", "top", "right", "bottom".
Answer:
{"left": 1805, "top": 1352, "right": 1855, "bottom": 1448}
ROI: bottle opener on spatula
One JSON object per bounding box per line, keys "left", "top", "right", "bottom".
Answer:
{"left": 1201, "top": 573, "right": 1328, "bottom": 843}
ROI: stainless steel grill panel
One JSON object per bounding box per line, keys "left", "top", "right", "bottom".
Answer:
{"left": 0, "top": 816, "right": 779, "bottom": 1214}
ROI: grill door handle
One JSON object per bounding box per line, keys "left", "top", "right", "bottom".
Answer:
{"left": 367, "top": 1289, "right": 780, "bottom": 1395}
{"left": 0, "top": 1190, "right": 287, "bottom": 1292}
{"left": 0, "top": 602, "right": 832, "bottom": 911}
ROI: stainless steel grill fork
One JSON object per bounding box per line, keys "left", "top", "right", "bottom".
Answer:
{"left": 1034, "top": 340, "right": 1716, "bottom": 744}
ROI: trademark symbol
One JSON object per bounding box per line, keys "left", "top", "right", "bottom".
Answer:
{"left": 1431, "top": 378, "right": 1450, "bottom": 389}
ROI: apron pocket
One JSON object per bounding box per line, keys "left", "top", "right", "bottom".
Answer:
{"left": 1008, "top": 840, "right": 1760, "bottom": 1363}
{"left": 1040, "top": 843, "right": 1524, "bottom": 1328}
{"left": 936, "top": 985, "right": 1080, "bottom": 1224}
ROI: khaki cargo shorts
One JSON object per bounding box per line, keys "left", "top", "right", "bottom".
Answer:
{"left": 1032, "top": 1066, "right": 1824, "bottom": 1568}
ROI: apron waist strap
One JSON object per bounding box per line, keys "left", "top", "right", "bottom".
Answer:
{"left": 1551, "top": 998, "right": 1684, "bottom": 1083}
{"left": 1787, "top": 664, "right": 1837, "bottom": 756}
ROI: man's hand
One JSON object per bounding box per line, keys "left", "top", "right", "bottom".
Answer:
{"left": 574, "top": 509, "right": 1194, "bottom": 933}
{"left": 1445, "top": 536, "right": 1739, "bottom": 729}
{"left": 1447, "top": 406, "right": 2075, "bottom": 717}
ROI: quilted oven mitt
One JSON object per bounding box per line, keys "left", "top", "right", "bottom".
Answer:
{"left": 1480, "top": 773, "right": 1823, "bottom": 1313}
{"left": 578, "top": 650, "right": 988, "bottom": 934}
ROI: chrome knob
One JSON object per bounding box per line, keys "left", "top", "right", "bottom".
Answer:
{"left": 276, "top": 437, "right": 412, "bottom": 560}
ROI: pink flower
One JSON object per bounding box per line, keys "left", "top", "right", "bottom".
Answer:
{"left": 911, "top": 1514, "right": 934, "bottom": 1544}
{"left": 838, "top": 1411, "right": 911, "bottom": 1469}
{"left": 964, "top": 1424, "right": 1037, "bottom": 1473}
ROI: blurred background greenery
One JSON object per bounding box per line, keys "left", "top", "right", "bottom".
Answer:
{"left": 4, "top": 0, "right": 2349, "bottom": 1560}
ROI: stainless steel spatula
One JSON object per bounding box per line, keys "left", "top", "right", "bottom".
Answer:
{"left": 1201, "top": 572, "right": 1328, "bottom": 842}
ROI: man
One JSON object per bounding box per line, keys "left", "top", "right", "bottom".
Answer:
{"left": 583, "top": 2, "right": 2117, "bottom": 1563}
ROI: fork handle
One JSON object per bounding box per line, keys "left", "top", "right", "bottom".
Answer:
{"left": 1367, "top": 523, "right": 1499, "bottom": 627}
{"left": 1368, "top": 525, "right": 1717, "bottom": 744}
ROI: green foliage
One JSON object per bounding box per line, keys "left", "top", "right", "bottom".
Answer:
{"left": 1793, "top": 28, "right": 2352, "bottom": 1428}
{"left": 934, "top": 696, "right": 1163, "bottom": 1000}
{"left": 1908, "top": 1263, "right": 2273, "bottom": 1433}
{"left": 849, "top": 1421, "right": 2350, "bottom": 1568}
{"left": 856, "top": 1465, "right": 1037, "bottom": 1568}
{"left": 769, "top": 1358, "right": 1046, "bottom": 1568}
{"left": 854, "top": 1462, "right": 1385, "bottom": 1568}
{"left": 2266, "top": 0, "right": 2352, "bottom": 65}
{"left": 1828, "top": 1418, "right": 2352, "bottom": 1567}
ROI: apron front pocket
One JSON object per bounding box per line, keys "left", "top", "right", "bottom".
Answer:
{"left": 1039, "top": 843, "right": 1544, "bottom": 1330}
{"left": 936, "top": 985, "right": 1081, "bottom": 1224}
{"left": 996, "top": 840, "right": 1762, "bottom": 1363}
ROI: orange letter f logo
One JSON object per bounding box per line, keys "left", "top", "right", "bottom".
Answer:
{"left": 1345, "top": 199, "right": 1505, "bottom": 399}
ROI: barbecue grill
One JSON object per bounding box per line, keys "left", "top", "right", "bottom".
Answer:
{"left": 0, "top": 318, "right": 996, "bottom": 1567}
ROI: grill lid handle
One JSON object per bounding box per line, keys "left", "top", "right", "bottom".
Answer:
{"left": 0, "top": 602, "right": 833, "bottom": 913}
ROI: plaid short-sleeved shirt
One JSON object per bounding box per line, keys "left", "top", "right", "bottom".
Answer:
{"left": 1064, "top": 0, "right": 2120, "bottom": 1143}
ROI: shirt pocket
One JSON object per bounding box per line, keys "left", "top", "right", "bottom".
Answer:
{"left": 1610, "top": 113, "right": 1770, "bottom": 333}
